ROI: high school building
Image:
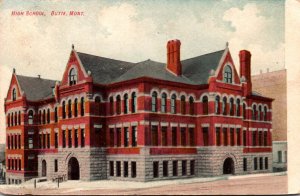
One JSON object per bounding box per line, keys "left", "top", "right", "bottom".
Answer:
{"left": 5, "top": 40, "right": 273, "bottom": 184}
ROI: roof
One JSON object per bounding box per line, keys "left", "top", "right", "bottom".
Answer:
{"left": 77, "top": 49, "right": 225, "bottom": 85}
{"left": 77, "top": 52, "right": 136, "bottom": 84}
{"left": 16, "top": 75, "right": 57, "bottom": 101}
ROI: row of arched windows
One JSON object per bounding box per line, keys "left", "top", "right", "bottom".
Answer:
{"left": 7, "top": 134, "right": 21, "bottom": 149}
{"left": 214, "top": 96, "right": 241, "bottom": 117}
{"left": 7, "top": 111, "right": 21, "bottom": 127}
{"left": 7, "top": 158, "right": 21, "bottom": 171}
{"left": 62, "top": 97, "right": 85, "bottom": 119}
{"left": 109, "top": 92, "right": 137, "bottom": 115}
{"left": 252, "top": 105, "right": 268, "bottom": 121}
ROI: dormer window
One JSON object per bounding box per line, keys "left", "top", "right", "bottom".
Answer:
{"left": 69, "top": 68, "right": 77, "bottom": 86}
{"left": 224, "top": 65, "right": 232, "bottom": 84}
{"left": 12, "top": 88, "right": 17, "bottom": 101}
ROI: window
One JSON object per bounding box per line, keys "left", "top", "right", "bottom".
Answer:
{"left": 161, "top": 93, "right": 167, "bottom": 113}
{"left": 202, "top": 96, "right": 208, "bottom": 115}
{"left": 278, "top": 151, "right": 282, "bottom": 163}
{"left": 124, "top": 161, "right": 128, "bottom": 177}
{"left": 75, "top": 129, "right": 78, "bottom": 148}
{"left": 171, "top": 94, "right": 176, "bottom": 114}
{"left": 172, "top": 127, "right": 177, "bottom": 146}
{"left": 54, "top": 107, "right": 58, "bottom": 122}
{"left": 54, "top": 159, "right": 58, "bottom": 172}
{"left": 109, "top": 161, "right": 114, "bottom": 176}
{"left": 243, "top": 158, "right": 247, "bottom": 171}
{"left": 182, "top": 160, "right": 187, "bottom": 176}
{"left": 189, "top": 97, "right": 194, "bottom": 115}
{"left": 43, "top": 134, "right": 46, "bottom": 149}
{"left": 43, "top": 110, "right": 46, "bottom": 124}
{"left": 153, "top": 162, "right": 159, "bottom": 178}
{"left": 163, "top": 161, "right": 168, "bottom": 177}
{"left": 243, "top": 103, "right": 246, "bottom": 119}
{"left": 110, "top": 97, "right": 114, "bottom": 115}
{"left": 215, "top": 96, "right": 220, "bottom": 114}
{"left": 124, "top": 127, "right": 129, "bottom": 147}
{"left": 203, "top": 127, "right": 209, "bottom": 146}
{"left": 12, "top": 88, "right": 17, "bottom": 101}
{"left": 7, "top": 135, "right": 10, "bottom": 149}
{"left": 68, "top": 100, "right": 72, "bottom": 118}
{"left": 28, "top": 110, "right": 34, "bottom": 125}
{"left": 264, "top": 131, "right": 268, "bottom": 146}
{"left": 254, "top": 157, "right": 258, "bottom": 170}
{"left": 62, "top": 101, "right": 66, "bottom": 119}
{"left": 216, "top": 127, "right": 221, "bottom": 146}
{"left": 55, "top": 133, "right": 58, "bottom": 148}
{"left": 116, "top": 161, "right": 121, "bottom": 177}
{"left": 265, "top": 157, "right": 269, "bottom": 169}
{"left": 124, "top": 94, "right": 128, "bottom": 114}
{"left": 68, "top": 129, "right": 72, "bottom": 148}
{"left": 11, "top": 113, "right": 14, "bottom": 126}
{"left": 252, "top": 105, "right": 257, "bottom": 120}
{"left": 131, "top": 162, "right": 137, "bottom": 178}
{"left": 81, "top": 129, "right": 85, "bottom": 147}
{"left": 236, "top": 128, "right": 241, "bottom": 146}
{"left": 116, "top": 128, "right": 121, "bottom": 147}
{"left": 236, "top": 99, "right": 240, "bottom": 116}
{"left": 243, "top": 130, "right": 247, "bottom": 146}
{"left": 223, "top": 128, "right": 228, "bottom": 146}
{"left": 116, "top": 95, "right": 121, "bottom": 115}
{"left": 258, "top": 105, "right": 262, "bottom": 120}
{"left": 80, "top": 97, "right": 85, "bottom": 116}
{"left": 109, "top": 128, "right": 115, "bottom": 147}
{"left": 222, "top": 97, "right": 227, "bottom": 115}
{"left": 28, "top": 135, "right": 33, "bottom": 149}
{"left": 151, "top": 126, "right": 158, "bottom": 146}
{"left": 180, "top": 95, "right": 186, "bottom": 114}
{"left": 94, "top": 96, "right": 101, "bottom": 116}
{"left": 47, "top": 109, "right": 50, "bottom": 124}
{"left": 74, "top": 98, "right": 78, "bottom": 117}
{"left": 264, "top": 106, "right": 267, "bottom": 121}
{"left": 69, "top": 68, "right": 77, "bottom": 85}
{"left": 259, "top": 157, "right": 263, "bottom": 170}
{"left": 151, "top": 92, "right": 158, "bottom": 112}
{"left": 132, "top": 126, "right": 137, "bottom": 147}
{"left": 181, "top": 128, "right": 186, "bottom": 146}
{"left": 162, "top": 127, "right": 167, "bottom": 146}
{"left": 190, "top": 160, "right": 195, "bottom": 175}
{"left": 252, "top": 131, "right": 257, "bottom": 146}
{"left": 7, "top": 114, "right": 10, "bottom": 127}
{"left": 258, "top": 131, "right": 263, "bottom": 146}
{"left": 224, "top": 65, "right": 232, "bottom": 83}
{"left": 230, "top": 128, "right": 234, "bottom": 146}
{"left": 189, "top": 128, "right": 195, "bottom": 146}
{"left": 172, "top": 161, "right": 178, "bottom": 176}
{"left": 47, "top": 133, "right": 50, "bottom": 148}
{"left": 131, "top": 92, "right": 137, "bottom": 113}
{"left": 229, "top": 98, "right": 234, "bottom": 116}
{"left": 39, "top": 134, "right": 42, "bottom": 149}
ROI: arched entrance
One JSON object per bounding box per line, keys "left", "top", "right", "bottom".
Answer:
{"left": 42, "top": 160, "right": 47, "bottom": 177}
{"left": 223, "top": 157, "right": 234, "bottom": 175}
{"left": 68, "top": 157, "right": 80, "bottom": 180}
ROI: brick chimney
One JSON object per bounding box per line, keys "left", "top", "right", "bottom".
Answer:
{"left": 239, "top": 50, "right": 252, "bottom": 95}
{"left": 167, "top": 39, "right": 182, "bottom": 76}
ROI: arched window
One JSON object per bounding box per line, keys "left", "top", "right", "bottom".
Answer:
{"left": 62, "top": 101, "right": 66, "bottom": 119}
{"left": 236, "top": 99, "right": 240, "bottom": 116}
{"left": 18, "top": 111, "right": 21, "bottom": 125}
{"left": 39, "top": 110, "right": 42, "bottom": 124}
{"left": 124, "top": 94, "right": 128, "bottom": 114}
{"left": 109, "top": 97, "right": 114, "bottom": 115}
{"left": 7, "top": 114, "right": 10, "bottom": 127}
{"left": 74, "top": 98, "right": 78, "bottom": 117}
{"left": 243, "top": 103, "right": 246, "bottom": 119}
{"left": 131, "top": 92, "right": 137, "bottom": 113}
{"left": 54, "top": 107, "right": 58, "bottom": 123}
{"left": 116, "top": 95, "right": 121, "bottom": 115}
{"left": 224, "top": 65, "right": 233, "bottom": 83}
{"left": 252, "top": 105, "right": 257, "bottom": 120}
{"left": 202, "top": 96, "right": 208, "bottom": 115}
{"left": 43, "top": 110, "right": 46, "bottom": 124}
{"left": 229, "top": 98, "right": 234, "bottom": 116}
{"left": 28, "top": 110, "right": 34, "bottom": 125}
{"left": 94, "top": 97, "right": 100, "bottom": 116}
{"left": 151, "top": 92, "right": 158, "bottom": 112}
{"left": 171, "top": 94, "right": 176, "bottom": 114}
{"left": 15, "top": 112, "right": 17, "bottom": 126}
{"left": 222, "top": 97, "right": 227, "bottom": 115}
{"left": 161, "top": 93, "right": 167, "bottom": 113}
{"left": 215, "top": 96, "right": 220, "bottom": 114}
{"left": 181, "top": 95, "right": 186, "bottom": 114}
{"left": 12, "top": 88, "right": 17, "bottom": 101}
{"left": 47, "top": 108, "right": 50, "bottom": 124}
{"left": 68, "top": 100, "right": 72, "bottom": 118}
{"left": 189, "top": 96, "right": 194, "bottom": 115}
{"left": 80, "top": 97, "right": 85, "bottom": 116}
{"left": 69, "top": 68, "right": 77, "bottom": 86}
{"left": 264, "top": 106, "right": 267, "bottom": 121}
{"left": 11, "top": 113, "right": 14, "bottom": 126}
{"left": 258, "top": 105, "right": 262, "bottom": 121}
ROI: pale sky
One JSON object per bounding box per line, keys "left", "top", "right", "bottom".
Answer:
{"left": 0, "top": 0, "right": 285, "bottom": 143}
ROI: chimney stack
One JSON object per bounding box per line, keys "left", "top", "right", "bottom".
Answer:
{"left": 239, "top": 50, "right": 252, "bottom": 96}
{"left": 166, "top": 39, "right": 182, "bottom": 76}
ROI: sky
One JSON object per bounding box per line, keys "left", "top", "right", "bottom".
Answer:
{"left": 0, "top": 0, "right": 285, "bottom": 143}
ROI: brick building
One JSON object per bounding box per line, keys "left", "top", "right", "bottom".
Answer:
{"left": 5, "top": 40, "right": 273, "bottom": 184}
{"left": 252, "top": 69, "right": 287, "bottom": 171}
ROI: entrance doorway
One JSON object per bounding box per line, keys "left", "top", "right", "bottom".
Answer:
{"left": 223, "top": 157, "right": 234, "bottom": 174}
{"left": 42, "top": 160, "right": 47, "bottom": 177}
{"left": 68, "top": 157, "right": 80, "bottom": 180}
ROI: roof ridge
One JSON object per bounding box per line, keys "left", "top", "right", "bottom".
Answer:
{"left": 16, "top": 74, "right": 58, "bottom": 82}
{"left": 77, "top": 51, "right": 135, "bottom": 64}
{"left": 182, "top": 49, "right": 225, "bottom": 62}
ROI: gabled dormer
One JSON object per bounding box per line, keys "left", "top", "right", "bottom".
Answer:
{"left": 6, "top": 69, "right": 24, "bottom": 103}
